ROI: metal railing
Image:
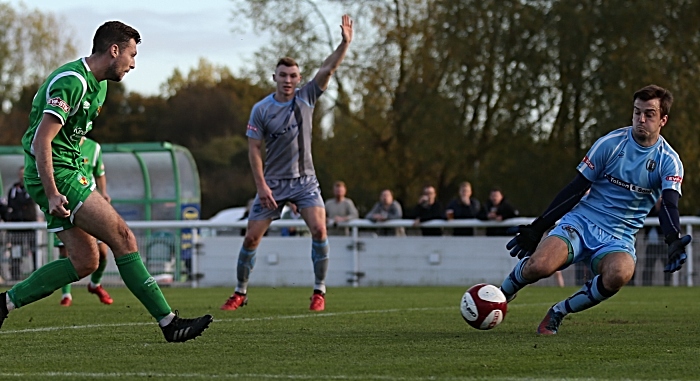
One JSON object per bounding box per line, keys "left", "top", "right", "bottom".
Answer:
{"left": 1, "top": 217, "right": 697, "bottom": 287}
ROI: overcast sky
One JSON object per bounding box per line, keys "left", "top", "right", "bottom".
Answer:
{"left": 9, "top": 0, "right": 267, "bottom": 95}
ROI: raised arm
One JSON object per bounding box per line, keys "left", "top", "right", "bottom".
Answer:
{"left": 313, "top": 14, "right": 353, "bottom": 91}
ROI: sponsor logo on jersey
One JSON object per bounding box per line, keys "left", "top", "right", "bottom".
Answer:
{"left": 77, "top": 174, "right": 89, "bottom": 187}
{"left": 605, "top": 173, "right": 652, "bottom": 194}
{"left": 82, "top": 156, "right": 89, "bottom": 165}
{"left": 618, "top": 150, "right": 625, "bottom": 158}
{"left": 665, "top": 175, "right": 683, "bottom": 183}
{"left": 48, "top": 97, "right": 70, "bottom": 113}
{"left": 82, "top": 101, "right": 90, "bottom": 110}
{"left": 646, "top": 159, "right": 657, "bottom": 172}
{"left": 247, "top": 124, "right": 258, "bottom": 132}
{"left": 582, "top": 156, "right": 595, "bottom": 170}
{"left": 70, "top": 122, "right": 92, "bottom": 142}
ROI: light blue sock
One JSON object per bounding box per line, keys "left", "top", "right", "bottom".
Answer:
{"left": 500, "top": 257, "right": 531, "bottom": 299}
{"left": 553, "top": 275, "right": 616, "bottom": 316}
{"left": 236, "top": 247, "right": 257, "bottom": 294}
{"left": 311, "top": 239, "right": 329, "bottom": 294}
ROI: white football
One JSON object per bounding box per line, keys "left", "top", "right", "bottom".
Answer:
{"left": 460, "top": 283, "right": 508, "bottom": 330}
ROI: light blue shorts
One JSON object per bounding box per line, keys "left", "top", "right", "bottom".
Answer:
{"left": 548, "top": 211, "right": 637, "bottom": 276}
{"left": 248, "top": 175, "right": 324, "bottom": 221}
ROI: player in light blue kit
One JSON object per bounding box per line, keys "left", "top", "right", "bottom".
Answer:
{"left": 500, "top": 85, "right": 691, "bottom": 335}
{"left": 220, "top": 15, "right": 353, "bottom": 312}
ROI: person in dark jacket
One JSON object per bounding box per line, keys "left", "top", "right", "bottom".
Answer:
{"left": 479, "top": 187, "right": 519, "bottom": 236}
{"left": 410, "top": 185, "right": 444, "bottom": 236}
{"left": 6, "top": 166, "right": 38, "bottom": 280}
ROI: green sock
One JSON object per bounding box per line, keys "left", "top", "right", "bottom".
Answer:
{"left": 115, "top": 252, "right": 171, "bottom": 321}
{"left": 8, "top": 258, "right": 79, "bottom": 308}
{"left": 90, "top": 257, "right": 107, "bottom": 285}
{"left": 61, "top": 283, "right": 72, "bottom": 295}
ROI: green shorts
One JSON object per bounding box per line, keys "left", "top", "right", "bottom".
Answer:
{"left": 26, "top": 167, "right": 95, "bottom": 233}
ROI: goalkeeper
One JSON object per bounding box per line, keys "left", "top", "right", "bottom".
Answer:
{"left": 500, "top": 84, "right": 691, "bottom": 335}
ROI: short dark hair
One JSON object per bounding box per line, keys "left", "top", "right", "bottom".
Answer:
{"left": 92, "top": 21, "right": 141, "bottom": 55}
{"left": 633, "top": 85, "right": 673, "bottom": 117}
{"left": 276, "top": 57, "right": 299, "bottom": 69}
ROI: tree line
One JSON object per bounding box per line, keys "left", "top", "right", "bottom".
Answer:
{"left": 2, "top": 0, "right": 700, "bottom": 219}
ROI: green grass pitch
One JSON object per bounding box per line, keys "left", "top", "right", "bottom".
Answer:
{"left": 0, "top": 286, "right": 698, "bottom": 380}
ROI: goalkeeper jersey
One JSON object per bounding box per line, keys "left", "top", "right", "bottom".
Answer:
{"left": 21, "top": 58, "right": 107, "bottom": 181}
{"left": 572, "top": 126, "right": 683, "bottom": 239}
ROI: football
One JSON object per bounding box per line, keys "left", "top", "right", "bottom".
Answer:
{"left": 460, "top": 283, "right": 508, "bottom": 330}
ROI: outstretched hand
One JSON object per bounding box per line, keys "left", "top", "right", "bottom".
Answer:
{"left": 340, "top": 14, "right": 353, "bottom": 44}
{"left": 664, "top": 234, "right": 692, "bottom": 273}
{"left": 505, "top": 225, "right": 542, "bottom": 259}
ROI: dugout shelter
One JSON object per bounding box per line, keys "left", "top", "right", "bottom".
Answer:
{"left": 0, "top": 142, "right": 201, "bottom": 282}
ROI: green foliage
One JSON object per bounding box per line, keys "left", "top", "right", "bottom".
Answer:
{"left": 0, "top": 2, "right": 76, "bottom": 144}
{"left": 235, "top": 0, "right": 700, "bottom": 216}
{"left": 0, "top": 286, "right": 699, "bottom": 380}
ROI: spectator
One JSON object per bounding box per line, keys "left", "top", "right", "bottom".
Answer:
{"left": 6, "top": 166, "right": 38, "bottom": 281}
{"left": 281, "top": 202, "right": 310, "bottom": 237}
{"left": 325, "top": 181, "right": 359, "bottom": 236}
{"left": 365, "top": 189, "right": 403, "bottom": 236}
{"left": 479, "top": 187, "right": 519, "bottom": 236}
{"left": 410, "top": 185, "right": 444, "bottom": 236}
{"left": 642, "top": 198, "right": 671, "bottom": 286}
{"left": 445, "top": 181, "right": 481, "bottom": 236}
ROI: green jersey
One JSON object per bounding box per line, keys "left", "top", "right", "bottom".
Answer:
{"left": 80, "top": 137, "right": 105, "bottom": 183}
{"left": 21, "top": 58, "right": 107, "bottom": 181}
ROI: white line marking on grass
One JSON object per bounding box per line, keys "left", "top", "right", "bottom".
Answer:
{"left": 0, "top": 303, "right": 553, "bottom": 336}
{"left": 0, "top": 307, "right": 448, "bottom": 335}
{"left": 0, "top": 372, "right": 674, "bottom": 381}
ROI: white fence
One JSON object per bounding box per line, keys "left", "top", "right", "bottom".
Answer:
{"left": 0, "top": 217, "right": 697, "bottom": 288}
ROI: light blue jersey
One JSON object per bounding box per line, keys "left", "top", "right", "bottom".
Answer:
{"left": 572, "top": 126, "right": 683, "bottom": 239}
{"left": 246, "top": 80, "right": 324, "bottom": 180}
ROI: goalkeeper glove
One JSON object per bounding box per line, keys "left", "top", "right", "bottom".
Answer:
{"left": 506, "top": 225, "right": 545, "bottom": 259}
{"left": 664, "top": 233, "right": 692, "bottom": 273}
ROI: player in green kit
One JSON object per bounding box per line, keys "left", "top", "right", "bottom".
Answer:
{"left": 56, "top": 137, "right": 113, "bottom": 307}
{"left": 0, "top": 21, "right": 212, "bottom": 342}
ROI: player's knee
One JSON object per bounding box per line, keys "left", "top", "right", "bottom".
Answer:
{"left": 243, "top": 234, "right": 262, "bottom": 249}
{"left": 71, "top": 254, "right": 100, "bottom": 278}
{"left": 522, "top": 255, "right": 558, "bottom": 280}
{"left": 601, "top": 270, "right": 633, "bottom": 291}
{"left": 309, "top": 224, "right": 326, "bottom": 241}
{"left": 108, "top": 223, "right": 138, "bottom": 254}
